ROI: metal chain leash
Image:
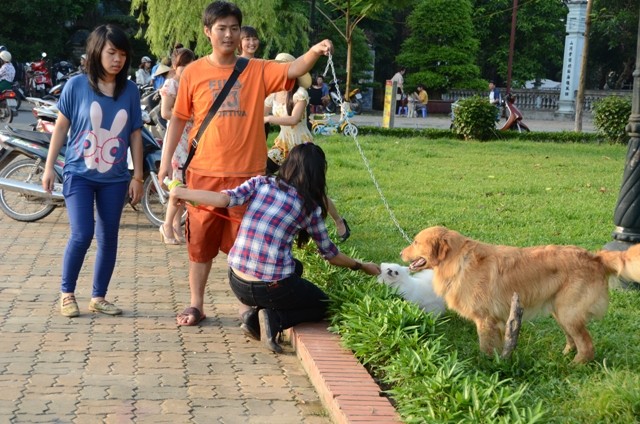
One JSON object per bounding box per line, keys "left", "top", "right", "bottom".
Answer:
{"left": 323, "top": 54, "right": 412, "bottom": 243}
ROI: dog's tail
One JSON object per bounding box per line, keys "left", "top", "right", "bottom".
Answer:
{"left": 597, "top": 243, "right": 640, "bottom": 283}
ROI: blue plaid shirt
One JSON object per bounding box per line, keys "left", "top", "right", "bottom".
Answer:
{"left": 224, "top": 176, "right": 339, "bottom": 281}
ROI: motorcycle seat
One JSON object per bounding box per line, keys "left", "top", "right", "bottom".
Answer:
{"left": 5, "top": 125, "right": 53, "bottom": 145}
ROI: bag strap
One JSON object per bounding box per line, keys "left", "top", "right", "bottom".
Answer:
{"left": 181, "top": 57, "right": 249, "bottom": 181}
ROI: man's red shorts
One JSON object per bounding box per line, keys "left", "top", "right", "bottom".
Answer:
{"left": 185, "top": 172, "right": 249, "bottom": 263}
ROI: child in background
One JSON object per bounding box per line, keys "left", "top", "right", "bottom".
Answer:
{"left": 158, "top": 47, "right": 196, "bottom": 245}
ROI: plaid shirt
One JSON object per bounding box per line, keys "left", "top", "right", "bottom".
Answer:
{"left": 224, "top": 176, "right": 339, "bottom": 281}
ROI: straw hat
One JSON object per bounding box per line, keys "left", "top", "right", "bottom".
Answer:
{"left": 275, "top": 53, "right": 311, "bottom": 89}
{"left": 153, "top": 63, "right": 172, "bottom": 77}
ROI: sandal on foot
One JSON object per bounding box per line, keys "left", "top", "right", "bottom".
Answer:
{"left": 338, "top": 218, "right": 351, "bottom": 243}
{"left": 176, "top": 307, "right": 206, "bottom": 326}
{"left": 88, "top": 299, "right": 122, "bottom": 315}
{"left": 173, "top": 226, "right": 186, "bottom": 244}
{"left": 159, "top": 224, "right": 180, "bottom": 245}
{"left": 61, "top": 294, "right": 79, "bottom": 317}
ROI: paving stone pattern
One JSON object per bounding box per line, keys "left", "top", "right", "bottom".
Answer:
{"left": 0, "top": 207, "right": 331, "bottom": 423}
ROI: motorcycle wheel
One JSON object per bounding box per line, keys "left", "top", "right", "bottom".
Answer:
{"left": 0, "top": 105, "right": 13, "bottom": 123}
{"left": 141, "top": 176, "right": 186, "bottom": 227}
{"left": 0, "top": 158, "right": 59, "bottom": 221}
{"left": 325, "top": 101, "right": 337, "bottom": 114}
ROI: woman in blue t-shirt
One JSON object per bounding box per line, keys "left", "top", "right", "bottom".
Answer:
{"left": 42, "top": 24, "right": 144, "bottom": 318}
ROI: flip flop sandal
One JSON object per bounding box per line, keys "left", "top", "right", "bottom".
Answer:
{"left": 176, "top": 306, "right": 206, "bottom": 326}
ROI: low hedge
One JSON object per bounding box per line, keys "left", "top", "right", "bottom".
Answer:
{"left": 357, "top": 125, "right": 602, "bottom": 144}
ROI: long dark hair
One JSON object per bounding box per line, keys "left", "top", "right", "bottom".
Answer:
{"left": 278, "top": 143, "right": 329, "bottom": 246}
{"left": 85, "top": 24, "right": 132, "bottom": 100}
{"left": 286, "top": 80, "right": 300, "bottom": 116}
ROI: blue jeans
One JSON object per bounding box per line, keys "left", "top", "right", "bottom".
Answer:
{"left": 228, "top": 260, "right": 329, "bottom": 331}
{"left": 61, "top": 174, "right": 128, "bottom": 297}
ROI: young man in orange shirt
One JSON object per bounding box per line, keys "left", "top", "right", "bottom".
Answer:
{"left": 158, "top": 0, "right": 333, "bottom": 327}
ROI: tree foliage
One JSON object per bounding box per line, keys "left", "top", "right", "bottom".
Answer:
{"left": 0, "top": 0, "right": 97, "bottom": 61}
{"left": 397, "top": 0, "right": 484, "bottom": 94}
{"left": 590, "top": 0, "right": 639, "bottom": 89}
{"left": 472, "top": 0, "right": 566, "bottom": 87}
{"left": 131, "top": 0, "right": 310, "bottom": 58}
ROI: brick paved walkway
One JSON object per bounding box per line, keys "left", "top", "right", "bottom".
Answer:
{"left": 0, "top": 207, "right": 332, "bottom": 423}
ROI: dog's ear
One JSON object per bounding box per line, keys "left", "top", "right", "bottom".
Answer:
{"left": 430, "top": 236, "right": 450, "bottom": 267}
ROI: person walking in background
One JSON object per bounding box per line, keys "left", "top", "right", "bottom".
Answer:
{"left": 168, "top": 143, "right": 380, "bottom": 353}
{"left": 41, "top": 24, "right": 144, "bottom": 318}
{"left": 158, "top": 47, "right": 196, "bottom": 245}
{"left": 135, "top": 56, "right": 152, "bottom": 85}
{"left": 391, "top": 67, "right": 406, "bottom": 116}
{"left": 239, "top": 25, "right": 260, "bottom": 59}
{"left": 308, "top": 75, "right": 329, "bottom": 114}
{"left": 488, "top": 80, "right": 501, "bottom": 120}
{"left": 151, "top": 57, "right": 171, "bottom": 90}
{"left": 157, "top": 0, "right": 334, "bottom": 327}
{"left": 264, "top": 53, "right": 350, "bottom": 242}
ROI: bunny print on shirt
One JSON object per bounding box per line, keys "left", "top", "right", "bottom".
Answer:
{"left": 82, "top": 101, "right": 128, "bottom": 173}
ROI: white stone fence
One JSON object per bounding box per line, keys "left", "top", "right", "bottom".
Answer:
{"left": 442, "top": 89, "right": 632, "bottom": 117}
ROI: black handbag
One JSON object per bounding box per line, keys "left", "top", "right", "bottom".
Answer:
{"left": 181, "top": 57, "right": 249, "bottom": 182}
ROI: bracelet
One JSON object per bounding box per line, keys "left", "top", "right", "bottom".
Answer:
{"left": 349, "top": 261, "right": 362, "bottom": 271}
{"left": 132, "top": 177, "right": 144, "bottom": 183}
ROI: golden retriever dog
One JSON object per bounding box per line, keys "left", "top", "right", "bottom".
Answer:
{"left": 400, "top": 226, "right": 640, "bottom": 363}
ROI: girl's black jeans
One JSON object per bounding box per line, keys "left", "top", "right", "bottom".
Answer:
{"left": 228, "top": 259, "right": 329, "bottom": 331}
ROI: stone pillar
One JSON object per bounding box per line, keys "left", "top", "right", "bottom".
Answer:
{"left": 556, "top": 1, "right": 588, "bottom": 118}
{"left": 604, "top": 7, "right": 640, "bottom": 289}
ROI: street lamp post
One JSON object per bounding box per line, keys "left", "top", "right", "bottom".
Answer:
{"left": 604, "top": 7, "right": 640, "bottom": 286}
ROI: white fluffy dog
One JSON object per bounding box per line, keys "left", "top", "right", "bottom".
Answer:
{"left": 378, "top": 263, "right": 446, "bottom": 316}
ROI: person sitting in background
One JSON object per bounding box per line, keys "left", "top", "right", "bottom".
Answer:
{"left": 414, "top": 84, "right": 428, "bottom": 117}
{"left": 0, "top": 50, "right": 16, "bottom": 92}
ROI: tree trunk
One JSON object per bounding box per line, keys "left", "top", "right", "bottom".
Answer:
{"left": 501, "top": 292, "right": 523, "bottom": 359}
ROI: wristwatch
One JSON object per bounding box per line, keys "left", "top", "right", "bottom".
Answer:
{"left": 349, "top": 261, "right": 362, "bottom": 271}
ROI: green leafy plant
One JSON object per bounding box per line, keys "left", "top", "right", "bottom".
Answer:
{"left": 593, "top": 95, "right": 632, "bottom": 144}
{"left": 452, "top": 95, "right": 499, "bottom": 141}
{"left": 294, "top": 134, "right": 639, "bottom": 423}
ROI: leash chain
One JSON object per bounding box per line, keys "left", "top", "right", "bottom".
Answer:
{"left": 324, "top": 54, "right": 412, "bottom": 244}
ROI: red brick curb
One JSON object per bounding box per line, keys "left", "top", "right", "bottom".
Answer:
{"left": 288, "top": 322, "right": 402, "bottom": 424}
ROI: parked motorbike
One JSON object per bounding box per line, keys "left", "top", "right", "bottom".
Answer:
{"left": 0, "top": 124, "right": 172, "bottom": 225}
{"left": 499, "top": 94, "right": 530, "bottom": 132}
{"left": 0, "top": 89, "right": 18, "bottom": 123}
{"left": 45, "top": 69, "right": 80, "bottom": 100}
{"left": 28, "top": 97, "right": 58, "bottom": 133}
{"left": 25, "top": 53, "right": 53, "bottom": 98}
{"left": 449, "top": 94, "right": 530, "bottom": 133}
{"left": 324, "top": 79, "right": 363, "bottom": 115}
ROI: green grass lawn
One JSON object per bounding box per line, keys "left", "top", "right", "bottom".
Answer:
{"left": 301, "top": 133, "right": 640, "bottom": 423}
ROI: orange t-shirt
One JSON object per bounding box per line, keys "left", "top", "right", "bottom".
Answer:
{"left": 173, "top": 57, "right": 294, "bottom": 177}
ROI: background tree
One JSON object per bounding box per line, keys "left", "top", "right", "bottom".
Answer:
{"left": 397, "top": 0, "right": 485, "bottom": 95}
{"left": 589, "top": 0, "right": 639, "bottom": 89}
{"left": 131, "top": 0, "right": 310, "bottom": 58}
{"left": 0, "top": 0, "right": 97, "bottom": 61}
{"left": 319, "top": 0, "right": 411, "bottom": 96}
{"left": 472, "top": 0, "right": 566, "bottom": 87}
